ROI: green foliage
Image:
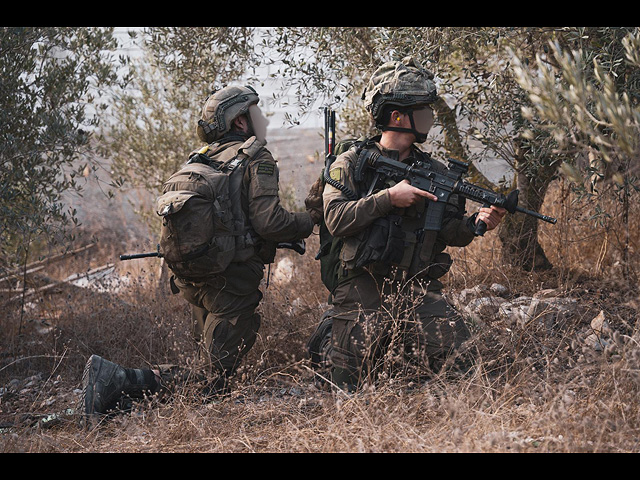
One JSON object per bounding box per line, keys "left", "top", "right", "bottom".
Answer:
{"left": 100, "top": 27, "right": 259, "bottom": 232}
{"left": 7, "top": 27, "right": 638, "bottom": 274}
{"left": 99, "top": 59, "right": 199, "bottom": 228}
{"left": 512, "top": 28, "right": 640, "bottom": 277}
{"left": 512, "top": 28, "right": 640, "bottom": 188}
{"left": 0, "top": 27, "right": 123, "bottom": 269}
{"left": 258, "top": 27, "right": 639, "bottom": 272}
{"left": 143, "top": 27, "right": 258, "bottom": 95}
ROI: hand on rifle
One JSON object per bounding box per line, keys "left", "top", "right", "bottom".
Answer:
{"left": 476, "top": 205, "right": 507, "bottom": 231}
{"left": 389, "top": 180, "right": 438, "bottom": 208}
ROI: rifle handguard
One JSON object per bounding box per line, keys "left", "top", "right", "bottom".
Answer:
{"left": 473, "top": 190, "right": 519, "bottom": 236}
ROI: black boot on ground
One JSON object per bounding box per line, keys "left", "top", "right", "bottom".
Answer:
{"left": 79, "top": 354, "right": 159, "bottom": 427}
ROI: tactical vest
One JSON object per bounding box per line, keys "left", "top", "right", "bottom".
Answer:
{"left": 156, "top": 136, "right": 264, "bottom": 282}
{"left": 337, "top": 145, "right": 455, "bottom": 281}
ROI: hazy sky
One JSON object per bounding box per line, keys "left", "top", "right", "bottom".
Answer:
{"left": 112, "top": 27, "right": 323, "bottom": 129}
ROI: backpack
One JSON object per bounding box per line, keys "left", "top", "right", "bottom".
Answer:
{"left": 156, "top": 139, "right": 262, "bottom": 281}
{"left": 315, "top": 138, "right": 365, "bottom": 294}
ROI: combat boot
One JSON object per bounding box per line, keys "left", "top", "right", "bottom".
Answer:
{"left": 306, "top": 311, "right": 334, "bottom": 389}
{"left": 79, "top": 354, "right": 159, "bottom": 427}
{"left": 331, "top": 367, "right": 358, "bottom": 394}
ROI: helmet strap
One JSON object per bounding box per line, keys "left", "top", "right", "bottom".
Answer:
{"left": 381, "top": 111, "right": 427, "bottom": 143}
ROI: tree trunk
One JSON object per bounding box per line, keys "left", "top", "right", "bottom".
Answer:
{"left": 433, "top": 97, "right": 493, "bottom": 187}
{"left": 434, "top": 97, "right": 557, "bottom": 271}
{"left": 498, "top": 157, "right": 556, "bottom": 271}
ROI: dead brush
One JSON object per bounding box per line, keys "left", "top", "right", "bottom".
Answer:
{"left": 3, "top": 180, "right": 640, "bottom": 451}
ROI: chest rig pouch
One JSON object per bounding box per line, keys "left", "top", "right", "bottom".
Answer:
{"left": 341, "top": 146, "right": 455, "bottom": 279}
{"left": 339, "top": 145, "right": 408, "bottom": 273}
{"left": 353, "top": 214, "right": 405, "bottom": 269}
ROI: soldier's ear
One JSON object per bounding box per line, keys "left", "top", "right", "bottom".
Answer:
{"left": 232, "top": 114, "right": 250, "bottom": 133}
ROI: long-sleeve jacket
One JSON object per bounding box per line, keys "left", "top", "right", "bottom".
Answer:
{"left": 206, "top": 135, "right": 314, "bottom": 258}
{"left": 323, "top": 139, "right": 477, "bottom": 279}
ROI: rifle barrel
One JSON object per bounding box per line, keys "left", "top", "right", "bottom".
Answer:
{"left": 515, "top": 206, "right": 557, "bottom": 224}
{"left": 362, "top": 149, "right": 558, "bottom": 226}
{"left": 119, "top": 252, "right": 161, "bottom": 261}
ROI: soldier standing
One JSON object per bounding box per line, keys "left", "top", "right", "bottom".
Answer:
{"left": 307, "top": 58, "right": 506, "bottom": 392}
{"left": 81, "top": 86, "right": 319, "bottom": 424}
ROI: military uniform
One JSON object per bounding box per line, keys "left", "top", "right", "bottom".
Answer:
{"left": 80, "top": 86, "right": 316, "bottom": 424}
{"left": 172, "top": 135, "right": 314, "bottom": 379}
{"left": 164, "top": 87, "right": 313, "bottom": 388}
{"left": 320, "top": 140, "right": 479, "bottom": 389}
{"left": 303, "top": 57, "right": 487, "bottom": 391}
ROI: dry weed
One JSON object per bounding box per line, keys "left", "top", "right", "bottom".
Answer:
{"left": 1, "top": 184, "right": 639, "bottom": 452}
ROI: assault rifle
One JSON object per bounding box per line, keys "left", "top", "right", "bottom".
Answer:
{"left": 120, "top": 245, "right": 162, "bottom": 261}
{"left": 120, "top": 241, "right": 306, "bottom": 261}
{"left": 354, "top": 149, "right": 557, "bottom": 236}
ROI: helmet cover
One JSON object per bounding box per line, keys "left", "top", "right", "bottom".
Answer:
{"left": 362, "top": 56, "right": 438, "bottom": 126}
{"left": 197, "top": 85, "right": 260, "bottom": 143}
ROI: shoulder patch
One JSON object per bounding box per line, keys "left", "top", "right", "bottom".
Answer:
{"left": 329, "top": 167, "right": 343, "bottom": 182}
{"left": 256, "top": 162, "right": 276, "bottom": 176}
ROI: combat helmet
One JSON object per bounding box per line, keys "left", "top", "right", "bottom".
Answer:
{"left": 362, "top": 57, "right": 438, "bottom": 141}
{"left": 197, "top": 85, "right": 260, "bottom": 143}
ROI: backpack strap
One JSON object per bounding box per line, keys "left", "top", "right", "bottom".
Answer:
{"left": 186, "top": 136, "right": 265, "bottom": 173}
{"left": 237, "top": 136, "right": 266, "bottom": 161}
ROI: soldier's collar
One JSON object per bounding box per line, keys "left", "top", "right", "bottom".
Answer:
{"left": 374, "top": 141, "right": 425, "bottom": 165}
{"left": 374, "top": 141, "right": 400, "bottom": 160}
{"left": 219, "top": 133, "right": 252, "bottom": 145}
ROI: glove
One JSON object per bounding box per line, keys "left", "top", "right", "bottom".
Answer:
{"left": 305, "top": 177, "right": 324, "bottom": 225}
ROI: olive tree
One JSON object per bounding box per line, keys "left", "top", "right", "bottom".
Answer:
{"left": 261, "top": 27, "right": 638, "bottom": 272}
{"left": 512, "top": 28, "right": 640, "bottom": 280}
{"left": 101, "top": 27, "right": 639, "bottom": 275}
{"left": 0, "top": 27, "right": 124, "bottom": 271}
{"left": 102, "top": 27, "right": 258, "bottom": 222}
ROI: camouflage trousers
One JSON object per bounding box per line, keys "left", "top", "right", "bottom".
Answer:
{"left": 321, "top": 269, "right": 473, "bottom": 388}
{"left": 160, "top": 256, "right": 264, "bottom": 394}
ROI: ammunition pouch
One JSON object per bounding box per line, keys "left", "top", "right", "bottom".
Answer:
{"left": 354, "top": 214, "right": 405, "bottom": 269}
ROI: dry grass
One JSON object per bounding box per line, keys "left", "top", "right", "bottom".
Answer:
{"left": 1, "top": 182, "right": 639, "bottom": 453}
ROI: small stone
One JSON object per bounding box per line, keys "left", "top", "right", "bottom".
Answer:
{"left": 490, "top": 283, "right": 509, "bottom": 297}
